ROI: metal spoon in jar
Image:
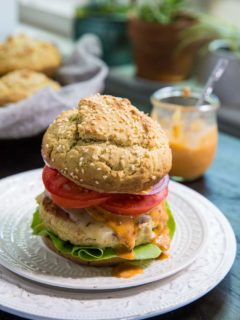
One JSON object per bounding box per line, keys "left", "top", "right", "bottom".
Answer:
{"left": 195, "top": 58, "right": 229, "bottom": 107}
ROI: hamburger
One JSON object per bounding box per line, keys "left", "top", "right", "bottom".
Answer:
{"left": 31, "top": 94, "right": 175, "bottom": 267}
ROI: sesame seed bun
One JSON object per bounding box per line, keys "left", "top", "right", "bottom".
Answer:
{"left": 42, "top": 94, "right": 172, "bottom": 193}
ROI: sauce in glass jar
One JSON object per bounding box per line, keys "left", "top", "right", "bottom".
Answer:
{"left": 151, "top": 87, "right": 219, "bottom": 181}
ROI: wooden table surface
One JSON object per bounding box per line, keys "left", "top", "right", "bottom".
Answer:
{"left": 0, "top": 132, "right": 239, "bottom": 320}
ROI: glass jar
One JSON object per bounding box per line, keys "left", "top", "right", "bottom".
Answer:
{"left": 151, "top": 86, "right": 220, "bottom": 181}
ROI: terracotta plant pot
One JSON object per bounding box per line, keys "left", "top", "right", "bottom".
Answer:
{"left": 128, "top": 16, "right": 196, "bottom": 82}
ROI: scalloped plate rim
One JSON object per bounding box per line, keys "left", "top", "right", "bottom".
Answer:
{"left": 0, "top": 169, "right": 208, "bottom": 290}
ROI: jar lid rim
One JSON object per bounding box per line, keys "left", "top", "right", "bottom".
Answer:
{"left": 151, "top": 86, "right": 220, "bottom": 112}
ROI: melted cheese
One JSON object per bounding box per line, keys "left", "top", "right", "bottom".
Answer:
{"left": 86, "top": 207, "right": 137, "bottom": 250}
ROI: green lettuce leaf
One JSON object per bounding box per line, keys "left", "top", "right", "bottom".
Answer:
{"left": 31, "top": 202, "right": 175, "bottom": 262}
{"left": 165, "top": 201, "right": 176, "bottom": 239}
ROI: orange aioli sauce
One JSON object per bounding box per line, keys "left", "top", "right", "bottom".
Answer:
{"left": 112, "top": 264, "right": 144, "bottom": 278}
{"left": 170, "top": 126, "right": 218, "bottom": 179}
{"left": 116, "top": 249, "right": 136, "bottom": 260}
{"left": 150, "top": 202, "right": 171, "bottom": 251}
{"left": 150, "top": 202, "right": 169, "bottom": 229}
{"left": 88, "top": 203, "right": 172, "bottom": 278}
{"left": 152, "top": 100, "right": 218, "bottom": 180}
{"left": 152, "top": 226, "right": 171, "bottom": 251}
{"left": 86, "top": 207, "right": 137, "bottom": 250}
{"left": 158, "top": 252, "right": 169, "bottom": 260}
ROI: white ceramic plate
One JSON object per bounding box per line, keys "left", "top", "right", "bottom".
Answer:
{"left": 0, "top": 169, "right": 208, "bottom": 290}
{"left": 0, "top": 169, "right": 236, "bottom": 320}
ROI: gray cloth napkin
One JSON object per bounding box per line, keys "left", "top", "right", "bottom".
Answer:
{"left": 0, "top": 34, "right": 108, "bottom": 139}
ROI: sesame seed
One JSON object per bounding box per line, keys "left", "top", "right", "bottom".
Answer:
{"left": 81, "top": 168, "right": 84, "bottom": 174}
{"left": 80, "top": 179, "right": 83, "bottom": 182}
{"left": 79, "top": 157, "right": 84, "bottom": 161}
{"left": 46, "top": 144, "right": 49, "bottom": 148}
{"left": 95, "top": 181, "right": 99, "bottom": 184}
{"left": 97, "top": 167, "right": 101, "bottom": 171}
{"left": 75, "top": 168, "right": 79, "bottom": 173}
{"left": 90, "top": 163, "right": 94, "bottom": 167}
{"left": 120, "top": 160, "right": 125, "bottom": 167}
{"left": 152, "top": 175, "right": 157, "bottom": 180}
{"left": 131, "top": 165, "right": 135, "bottom": 171}
{"left": 103, "top": 175, "right": 107, "bottom": 179}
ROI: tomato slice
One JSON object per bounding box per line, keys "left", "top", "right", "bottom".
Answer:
{"left": 42, "top": 166, "right": 168, "bottom": 213}
{"left": 100, "top": 188, "right": 168, "bottom": 216}
{"left": 50, "top": 193, "right": 109, "bottom": 209}
{"left": 42, "top": 166, "right": 110, "bottom": 208}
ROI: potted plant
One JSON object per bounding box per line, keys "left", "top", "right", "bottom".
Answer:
{"left": 183, "top": 16, "right": 240, "bottom": 105}
{"left": 128, "top": 0, "right": 197, "bottom": 82}
{"left": 74, "top": 0, "right": 132, "bottom": 66}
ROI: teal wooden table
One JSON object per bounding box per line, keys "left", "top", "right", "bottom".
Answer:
{"left": 0, "top": 132, "right": 239, "bottom": 320}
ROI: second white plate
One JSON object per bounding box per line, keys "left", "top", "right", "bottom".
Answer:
{"left": 0, "top": 169, "right": 208, "bottom": 290}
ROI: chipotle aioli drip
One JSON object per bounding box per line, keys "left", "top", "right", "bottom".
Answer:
{"left": 116, "top": 249, "right": 136, "bottom": 260}
{"left": 112, "top": 202, "right": 171, "bottom": 278}
{"left": 112, "top": 264, "right": 144, "bottom": 278}
{"left": 86, "top": 206, "right": 137, "bottom": 250}
{"left": 87, "top": 203, "right": 171, "bottom": 278}
{"left": 158, "top": 253, "right": 169, "bottom": 260}
{"left": 151, "top": 203, "right": 171, "bottom": 251}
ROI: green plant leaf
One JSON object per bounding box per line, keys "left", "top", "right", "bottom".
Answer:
{"left": 135, "top": 0, "right": 190, "bottom": 24}
{"left": 180, "top": 14, "right": 240, "bottom": 56}
{"left": 75, "top": 1, "right": 130, "bottom": 18}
